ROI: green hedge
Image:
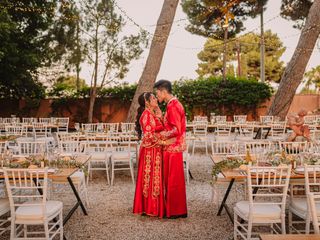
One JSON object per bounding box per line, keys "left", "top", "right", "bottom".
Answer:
{"left": 49, "top": 76, "right": 272, "bottom": 120}
{"left": 173, "top": 76, "right": 273, "bottom": 118}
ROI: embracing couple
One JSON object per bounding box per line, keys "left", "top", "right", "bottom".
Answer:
{"left": 133, "top": 80, "right": 187, "bottom": 219}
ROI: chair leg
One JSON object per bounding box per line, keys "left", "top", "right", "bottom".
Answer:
{"left": 192, "top": 140, "right": 195, "bottom": 155}
{"left": 234, "top": 212, "right": 238, "bottom": 240}
{"left": 306, "top": 215, "right": 311, "bottom": 234}
{"left": 10, "top": 221, "right": 15, "bottom": 240}
{"left": 23, "top": 224, "right": 27, "bottom": 238}
{"left": 205, "top": 141, "right": 208, "bottom": 155}
{"left": 247, "top": 219, "right": 253, "bottom": 240}
{"left": 281, "top": 214, "right": 286, "bottom": 234}
{"left": 105, "top": 160, "right": 110, "bottom": 185}
{"left": 60, "top": 210, "right": 64, "bottom": 240}
{"left": 130, "top": 159, "right": 135, "bottom": 185}
{"left": 288, "top": 210, "right": 292, "bottom": 233}
{"left": 111, "top": 160, "right": 114, "bottom": 186}
{"left": 44, "top": 221, "right": 50, "bottom": 239}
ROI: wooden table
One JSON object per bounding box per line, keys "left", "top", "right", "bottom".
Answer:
{"left": 260, "top": 234, "right": 320, "bottom": 240}
{"left": 0, "top": 154, "right": 90, "bottom": 230}
{"left": 217, "top": 168, "right": 306, "bottom": 223}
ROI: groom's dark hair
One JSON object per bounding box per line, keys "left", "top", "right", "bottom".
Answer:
{"left": 154, "top": 79, "right": 172, "bottom": 93}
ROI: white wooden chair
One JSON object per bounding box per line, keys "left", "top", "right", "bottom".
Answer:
{"left": 81, "top": 123, "right": 100, "bottom": 133}
{"left": 269, "top": 122, "right": 287, "bottom": 141}
{"left": 15, "top": 141, "right": 47, "bottom": 158}
{"left": 32, "top": 123, "right": 51, "bottom": 140}
{"left": 234, "top": 165, "right": 291, "bottom": 239}
{"left": 237, "top": 124, "right": 254, "bottom": 141}
{"left": 55, "top": 118, "right": 69, "bottom": 133}
{"left": 5, "top": 125, "right": 27, "bottom": 137}
{"left": 121, "top": 122, "right": 135, "bottom": 134}
{"left": 192, "top": 121, "right": 208, "bottom": 155}
{"left": 38, "top": 118, "right": 51, "bottom": 124}
{"left": 22, "top": 118, "right": 37, "bottom": 124}
{"left": 215, "top": 124, "right": 232, "bottom": 141}
{"left": 308, "top": 193, "right": 320, "bottom": 234}
{"left": 3, "top": 168, "right": 63, "bottom": 240}
{"left": 289, "top": 165, "right": 320, "bottom": 234}
{"left": 245, "top": 142, "right": 271, "bottom": 165}
{"left": 260, "top": 116, "right": 274, "bottom": 124}
{"left": 234, "top": 115, "right": 247, "bottom": 124}
{"left": 110, "top": 134, "right": 134, "bottom": 185}
{"left": 0, "top": 170, "right": 10, "bottom": 236}
{"left": 100, "top": 123, "right": 119, "bottom": 133}
{"left": 84, "top": 137, "right": 111, "bottom": 185}
{"left": 215, "top": 115, "right": 227, "bottom": 124}
{"left": 278, "top": 141, "right": 307, "bottom": 155}
{"left": 211, "top": 141, "right": 239, "bottom": 159}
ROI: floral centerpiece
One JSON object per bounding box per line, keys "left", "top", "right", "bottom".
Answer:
{"left": 212, "top": 156, "right": 247, "bottom": 180}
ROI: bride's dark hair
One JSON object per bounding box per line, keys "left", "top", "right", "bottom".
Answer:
{"left": 135, "top": 92, "right": 153, "bottom": 140}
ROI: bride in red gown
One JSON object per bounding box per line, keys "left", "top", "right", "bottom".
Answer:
{"left": 133, "top": 92, "right": 170, "bottom": 218}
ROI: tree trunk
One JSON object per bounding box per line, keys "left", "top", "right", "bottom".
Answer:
{"left": 268, "top": 0, "right": 320, "bottom": 119}
{"left": 88, "top": 22, "right": 99, "bottom": 123}
{"left": 126, "top": 0, "right": 179, "bottom": 122}
{"left": 76, "top": 20, "right": 81, "bottom": 92}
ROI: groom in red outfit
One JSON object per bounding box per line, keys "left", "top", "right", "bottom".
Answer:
{"left": 154, "top": 80, "right": 187, "bottom": 218}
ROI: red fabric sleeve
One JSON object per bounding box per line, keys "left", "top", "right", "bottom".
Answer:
{"left": 140, "top": 111, "right": 161, "bottom": 147}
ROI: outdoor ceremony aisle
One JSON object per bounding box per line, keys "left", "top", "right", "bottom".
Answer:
{"left": 60, "top": 154, "right": 232, "bottom": 240}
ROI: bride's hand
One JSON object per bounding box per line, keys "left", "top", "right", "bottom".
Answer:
{"left": 154, "top": 106, "right": 163, "bottom": 119}
{"left": 162, "top": 137, "right": 176, "bottom": 145}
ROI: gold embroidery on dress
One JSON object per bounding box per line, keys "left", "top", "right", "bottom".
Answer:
{"left": 143, "top": 150, "right": 152, "bottom": 198}
{"left": 152, "top": 150, "right": 161, "bottom": 198}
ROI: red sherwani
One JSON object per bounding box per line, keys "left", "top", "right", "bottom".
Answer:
{"left": 133, "top": 109, "right": 165, "bottom": 218}
{"left": 162, "top": 97, "right": 187, "bottom": 217}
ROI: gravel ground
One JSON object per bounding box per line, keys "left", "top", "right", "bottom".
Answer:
{"left": 1, "top": 152, "right": 239, "bottom": 240}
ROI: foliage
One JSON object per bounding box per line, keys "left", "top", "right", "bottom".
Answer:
{"left": 181, "top": 0, "right": 268, "bottom": 39}
{"left": 197, "top": 31, "right": 285, "bottom": 82}
{"left": 304, "top": 65, "right": 320, "bottom": 93}
{"left": 173, "top": 76, "right": 273, "bottom": 118}
{"left": 48, "top": 75, "right": 87, "bottom": 98}
{"left": 280, "top": 0, "right": 313, "bottom": 29}
{"left": 212, "top": 157, "right": 246, "bottom": 180}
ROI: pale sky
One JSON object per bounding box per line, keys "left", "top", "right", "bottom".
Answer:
{"left": 80, "top": 0, "right": 320, "bottom": 86}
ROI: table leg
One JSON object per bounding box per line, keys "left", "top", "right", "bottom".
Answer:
{"left": 217, "top": 178, "right": 235, "bottom": 219}
{"left": 188, "top": 170, "right": 194, "bottom": 180}
{"left": 254, "top": 128, "right": 262, "bottom": 139}
{"left": 264, "top": 128, "right": 271, "bottom": 139}
{"left": 63, "top": 176, "right": 88, "bottom": 226}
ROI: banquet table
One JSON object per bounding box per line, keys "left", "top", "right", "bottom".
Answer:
{"left": 0, "top": 154, "right": 91, "bottom": 227}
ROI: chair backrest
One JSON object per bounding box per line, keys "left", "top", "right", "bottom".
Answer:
{"left": 271, "top": 123, "right": 286, "bottom": 137}
{"left": 100, "top": 123, "right": 119, "bottom": 133}
{"left": 58, "top": 140, "right": 81, "bottom": 156}
{"left": 18, "top": 141, "right": 47, "bottom": 157}
{"left": 308, "top": 193, "right": 320, "bottom": 234}
{"left": 55, "top": 117, "right": 69, "bottom": 132}
{"left": 215, "top": 115, "right": 227, "bottom": 124}
{"left": 233, "top": 115, "right": 247, "bottom": 123}
{"left": 3, "top": 168, "right": 48, "bottom": 220}
{"left": 0, "top": 141, "right": 8, "bottom": 155}
{"left": 304, "top": 164, "right": 320, "bottom": 195}
{"left": 5, "top": 125, "right": 27, "bottom": 137}
{"left": 22, "top": 117, "right": 37, "bottom": 124}
{"left": 32, "top": 123, "right": 49, "bottom": 139}
{"left": 247, "top": 166, "right": 291, "bottom": 214}
{"left": 121, "top": 122, "right": 135, "bottom": 134}
{"left": 211, "top": 141, "right": 239, "bottom": 156}
{"left": 215, "top": 124, "right": 231, "bottom": 137}
{"left": 260, "top": 115, "right": 274, "bottom": 124}
{"left": 38, "top": 118, "right": 51, "bottom": 124}
{"left": 57, "top": 132, "right": 80, "bottom": 142}
{"left": 193, "top": 121, "right": 208, "bottom": 136}
{"left": 81, "top": 123, "right": 100, "bottom": 133}
{"left": 304, "top": 115, "right": 317, "bottom": 125}
{"left": 279, "top": 141, "right": 307, "bottom": 155}
{"left": 245, "top": 141, "right": 271, "bottom": 155}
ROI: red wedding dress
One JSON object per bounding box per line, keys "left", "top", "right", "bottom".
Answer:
{"left": 162, "top": 97, "right": 188, "bottom": 218}
{"left": 133, "top": 109, "right": 165, "bottom": 218}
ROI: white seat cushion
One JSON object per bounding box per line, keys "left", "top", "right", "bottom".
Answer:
{"left": 16, "top": 201, "right": 62, "bottom": 221}
{"left": 0, "top": 198, "right": 10, "bottom": 216}
{"left": 291, "top": 198, "right": 320, "bottom": 215}
{"left": 112, "top": 152, "right": 130, "bottom": 160}
{"left": 234, "top": 201, "right": 281, "bottom": 221}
